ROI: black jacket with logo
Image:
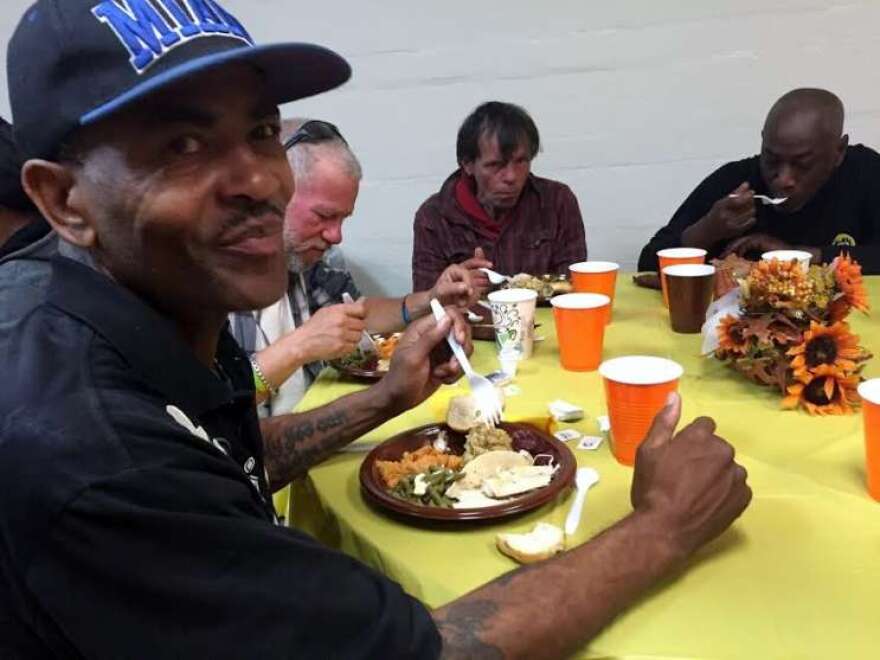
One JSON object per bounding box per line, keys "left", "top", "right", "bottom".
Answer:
{"left": 638, "top": 144, "right": 880, "bottom": 274}
{"left": 0, "top": 257, "right": 440, "bottom": 659}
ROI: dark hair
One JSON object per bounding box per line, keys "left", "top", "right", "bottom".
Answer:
{"left": 456, "top": 102, "right": 540, "bottom": 165}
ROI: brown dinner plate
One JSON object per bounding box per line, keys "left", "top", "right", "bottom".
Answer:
{"left": 331, "top": 362, "right": 387, "bottom": 381}
{"left": 470, "top": 323, "right": 496, "bottom": 341}
{"left": 359, "top": 422, "right": 576, "bottom": 522}
{"left": 500, "top": 274, "right": 572, "bottom": 307}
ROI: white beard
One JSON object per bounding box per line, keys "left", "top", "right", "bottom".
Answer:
{"left": 286, "top": 252, "right": 308, "bottom": 275}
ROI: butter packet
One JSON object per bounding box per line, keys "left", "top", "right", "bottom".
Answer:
{"left": 577, "top": 436, "right": 604, "bottom": 451}
{"left": 553, "top": 429, "right": 582, "bottom": 442}
{"left": 548, "top": 399, "right": 584, "bottom": 422}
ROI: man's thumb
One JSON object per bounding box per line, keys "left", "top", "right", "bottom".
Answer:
{"left": 641, "top": 391, "right": 681, "bottom": 449}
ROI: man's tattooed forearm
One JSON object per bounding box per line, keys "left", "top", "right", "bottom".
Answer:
{"left": 263, "top": 409, "right": 350, "bottom": 487}
{"left": 434, "top": 600, "right": 504, "bottom": 660}
{"left": 316, "top": 410, "right": 347, "bottom": 432}
{"left": 492, "top": 562, "right": 542, "bottom": 588}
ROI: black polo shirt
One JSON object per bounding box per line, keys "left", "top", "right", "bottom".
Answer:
{"left": 0, "top": 256, "right": 440, "bottom": 658}
{"left": 638, "top": 144, "right": 880, "bottom": 273}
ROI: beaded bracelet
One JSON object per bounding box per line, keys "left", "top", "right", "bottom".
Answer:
{"left": 250, "top": 356, "right": 279, "bottom": 397}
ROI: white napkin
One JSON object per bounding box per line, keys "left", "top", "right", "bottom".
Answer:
{"left": 701, "top": 288, "right": 742, "bottom": 356}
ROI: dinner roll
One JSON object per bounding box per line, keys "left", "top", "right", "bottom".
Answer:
{"left": 496, "top": 522, "right": 564, "bottom": 564}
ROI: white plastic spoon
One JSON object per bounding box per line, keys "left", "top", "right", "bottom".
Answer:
{"left": 564, "top": 467, "right": 600, "bottom": 537}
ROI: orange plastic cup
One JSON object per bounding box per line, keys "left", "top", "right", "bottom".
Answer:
{"left": 599, "top": 356, "right": 683, "bottom": 466}
{"left": 550, "top": 293, "right": 610, "bottom": 371}
{"left": 858, "top": 379, "right": 880, "bottom": 501}
{"left": 657, "top": 248, "right": 707, "bottom": 307}
{"left": 569, "top": 261, "right": 619, "bottom": 324}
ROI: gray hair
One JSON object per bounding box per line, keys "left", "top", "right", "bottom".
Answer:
{"left": 289, "top": 140, "right": 362, "bottom": 183}
{"left": 281, "top": 117, "right": 362, "bottom": 183}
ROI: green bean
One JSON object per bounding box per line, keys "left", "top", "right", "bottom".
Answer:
{"left": 428, "top": 487, "right": 445, "bottom": 507}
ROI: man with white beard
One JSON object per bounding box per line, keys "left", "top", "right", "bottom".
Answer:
{"left": 231, "top": 120, "right": 480, "bottom": 416}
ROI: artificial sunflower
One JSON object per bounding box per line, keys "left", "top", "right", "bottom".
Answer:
{"left": 787, "top": 321, "right": 865, "bottom": 382}
{"left": 832, "top": 253, "right": 869, "bottom": 316}
{"left": 782, "top": 364, "right": 861, "bottom": 415}
{"left": 716, "top": 314, "right": 749, "bottom": 356}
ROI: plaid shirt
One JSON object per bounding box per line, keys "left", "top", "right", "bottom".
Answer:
{"left": 411, "top": 171, "right": 587, "bottom": 291}
{"left": 229, "top": 248, "right": 360, "bottom": 405}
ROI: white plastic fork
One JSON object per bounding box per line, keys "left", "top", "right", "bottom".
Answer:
{"left": 342, "top": 292, "right": 379, "bottom": 356}
{"left": 430, "top": 299, "right": 502, "bottom": 427}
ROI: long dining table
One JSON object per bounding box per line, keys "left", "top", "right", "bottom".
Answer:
{"left": 282, "top": 275, "right": 880, "bottom": 659}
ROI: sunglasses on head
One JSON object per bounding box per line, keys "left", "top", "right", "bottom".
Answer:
{"left": 283, "top": 120, "right": 347, "bottom": 151}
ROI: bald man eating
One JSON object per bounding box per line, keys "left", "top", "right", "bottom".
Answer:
{"left": 639, "top": 88, "right": 880, "bottom": 273}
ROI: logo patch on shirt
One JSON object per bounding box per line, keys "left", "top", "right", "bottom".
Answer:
{"left": 166, "top": 404, "right": 229, "bottom": 457}
{"left": 92, "top": 0, "right": 253, "bottom": 74}
{"left": 832, "top": 233, "right": 857, "bottom": 247}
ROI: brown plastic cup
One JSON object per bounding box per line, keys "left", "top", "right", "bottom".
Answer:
{"left": 657, "top": 247, "right": 707, "bottom": 307}
{"left": 663, "top": 264, "right": 716, "bottom": 334}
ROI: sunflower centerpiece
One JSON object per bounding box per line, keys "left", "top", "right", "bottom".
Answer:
{"left": 713, "top": 255, "right": 871, "bottom": 415}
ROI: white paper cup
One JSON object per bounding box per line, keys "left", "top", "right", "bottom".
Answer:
{"left": 762, "top": 250, "right": 812, "bottom": 272}
{"left": 488, "top": 288, "right": 538, "bottom": 360}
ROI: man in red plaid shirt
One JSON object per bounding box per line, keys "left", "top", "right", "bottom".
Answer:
{"left": 412, "top": 101, "right": 587, "bottom": 293}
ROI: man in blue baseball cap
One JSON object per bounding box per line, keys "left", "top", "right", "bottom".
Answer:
{"left": 0, "top": 2, "right": 750, "bottom": 658}
{"left": 0, "top": 1, "right": 468, "bottom": 656}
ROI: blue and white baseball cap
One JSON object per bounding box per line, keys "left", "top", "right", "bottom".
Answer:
{"left": 8, "top": 0, "right": 351, "bottom": 160}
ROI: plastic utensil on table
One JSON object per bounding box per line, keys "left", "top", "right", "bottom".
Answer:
{"left": 564, "top": 467, "right": 600, "bottom": 536}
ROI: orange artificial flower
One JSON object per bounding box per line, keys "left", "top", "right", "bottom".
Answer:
{"left": 833, "top": 254, "right": 869, "bottom": 316}
{"left": 787, "top": 321, "right": 864, "bottom": 382}
{"left": 717, "top": 315, "right": 748, "bottom": 356}
{"left": 782, "top": 364, "right": 861, "bottom": 415}
{"left": 745, "top": 259, "right": 813, "bottom": 312}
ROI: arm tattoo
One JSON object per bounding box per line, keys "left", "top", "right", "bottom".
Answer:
{"left": 261, "top": 409, "right": 349, "bottom": 489}
{"left": 434, "top": 600, "right": 504, "bottom": 660}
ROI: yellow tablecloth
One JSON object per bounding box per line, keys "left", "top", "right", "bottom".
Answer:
{"left": 286, "top": 277, "right": 880, "bottom": 659}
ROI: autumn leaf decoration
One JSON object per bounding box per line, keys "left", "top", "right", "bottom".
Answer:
{"left": 713, "top": 254, "right": 871, "bottom": 415}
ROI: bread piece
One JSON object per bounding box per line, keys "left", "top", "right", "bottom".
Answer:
{"left": 496, "top": 522, "right": 564, "bottom": 564}
{"left": 446, "top": 395, "right": 483, "bottom": 432}
{"left": 446, "top": 392, "right": 505, "bottom": 432}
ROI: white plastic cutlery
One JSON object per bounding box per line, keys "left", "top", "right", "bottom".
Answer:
{"left": 564, "top": 467, "right": 600, "bottom": 537}
{"left": 341, "top": 292, "right": 379, "bottom": 356}
{"left": 728, "top": 193, "right": 788, "bottom": 206}
{"left": 430, "top": 299, "right": 502, "bottom": 427}
{"left": 478, "top": 267, "right": 511, "bottom": 285}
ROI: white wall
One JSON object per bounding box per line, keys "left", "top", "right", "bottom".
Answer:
{"left": 3, "top": 1, "right": 880, "bottom": 295}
